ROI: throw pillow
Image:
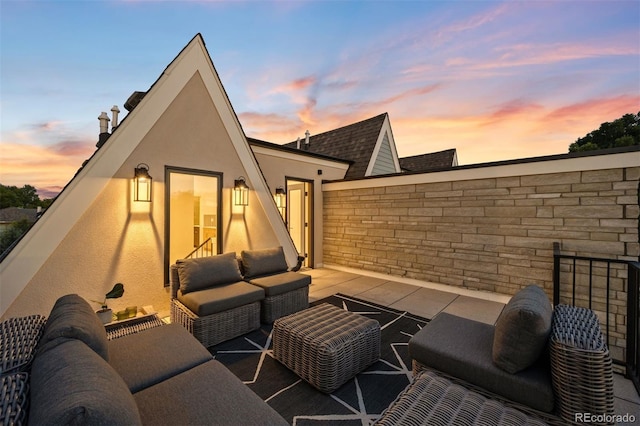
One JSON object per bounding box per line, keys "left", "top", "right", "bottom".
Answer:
{"left": 177, "top": 252, "right": 242, "bottom": 294}
{"left": 492, "top": 285, "right": 552, "bottom": 374}
{"left": 37, "top": 294, "right": 109, "bottom": 361}
{"left": 30, "top": 339, "right": 142, "bottom": 425}
{"left": 241, "top": 246, "right": 288, "bottom": 279}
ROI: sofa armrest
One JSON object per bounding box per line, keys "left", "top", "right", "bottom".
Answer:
{"left": 549, "top": 305, "right": 614, "bottom": 423}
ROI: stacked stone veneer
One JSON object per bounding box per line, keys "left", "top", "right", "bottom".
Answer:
{"left": 323, "top": 163, "right": 639, "bottom": 361}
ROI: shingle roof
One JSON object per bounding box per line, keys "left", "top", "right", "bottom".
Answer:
{"left": 399, "top": 149, "right": 457, "bottom": 172}
{"left": 283, "top": 113, "right": 388, "bottom": 179}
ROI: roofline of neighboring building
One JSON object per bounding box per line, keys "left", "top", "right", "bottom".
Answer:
{"left": 326, "top": 145, "right": 640, "bottom": 183}
{"left": 399, "top": 148, "right": 457, "bottom": 160}
{"left": 248, "top": 137, "right": 353, "bottom": 165}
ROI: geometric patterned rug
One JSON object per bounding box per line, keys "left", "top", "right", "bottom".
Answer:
{"left": 210, "top": 294, "right": 429, "bottom": 425}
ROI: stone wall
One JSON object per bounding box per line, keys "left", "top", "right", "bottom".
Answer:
{"left": 323, "top": 153, "right": 639, "bottom": 361}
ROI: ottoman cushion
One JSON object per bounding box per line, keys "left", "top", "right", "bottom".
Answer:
{"left": 273, "top": 303, "right": 380, "bottom": 393}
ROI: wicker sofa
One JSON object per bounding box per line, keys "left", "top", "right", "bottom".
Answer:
{"left": 0, "top": 294, "right": 288, "bottom": 425}
{"left": 171, "top": 247, "right": 310, "bottom": 347}
{"left": 388, "top": 285, "right": 615, "bottom": 425}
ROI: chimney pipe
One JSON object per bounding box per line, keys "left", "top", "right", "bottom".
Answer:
{"left": 97, "top": 112, "right": 111, "bottom": 148}
{"left": 111, "top": 105, "right": 120, "bottom": 129}
{"left": 304, "top": 130, "right": 310, "bottom": 149}
{"left": 98, "top": 112, "right": 110, "bottom": 134}
{"left": 296, "top": 137, "right": 301, "bottom": 150}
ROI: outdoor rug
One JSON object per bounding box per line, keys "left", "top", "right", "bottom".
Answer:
{"left": 210, "top": 293, "right": 429, "bottom": 425}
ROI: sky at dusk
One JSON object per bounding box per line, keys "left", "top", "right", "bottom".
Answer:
{"left": 1, "top": 0, "right": 639, "bottom": 198}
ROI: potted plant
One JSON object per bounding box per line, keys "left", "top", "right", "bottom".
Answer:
{"left": 92, "top": 283, "right": 125, "bottom": 324}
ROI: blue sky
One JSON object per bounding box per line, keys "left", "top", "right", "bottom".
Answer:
{"left": 1, "top": 0, "right": 638, "bottom": 197}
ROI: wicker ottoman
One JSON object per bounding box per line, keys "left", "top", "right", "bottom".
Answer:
{"left": 272, "top": 303, "right": 381, "bottom": 393}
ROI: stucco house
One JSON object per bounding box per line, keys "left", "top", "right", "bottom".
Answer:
{"left": 1, "top": 32, "right": 637, "bottom": 345}
{"left": 0, "top": 34, "right": 450, "bottom": 319}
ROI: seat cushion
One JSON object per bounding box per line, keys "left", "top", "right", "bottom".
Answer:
{"left": 248, "top": 271, "right": 311, "bottom": 296}
{"left": 134, "top": 359, "right": 288, "bottom": 426}
{"left": 177, "top": 281, "right": 264, "bottom": 316}
{"left": 241, "top": 246, "right": 288, "bottom": 279}
{"left": 108, "top": 324, "right": 213, "bottom": 393}
{"left": 492, "top": 285, "right": 552, "bottom": 374}
{"left": 30, "top": 339, "right": 141, "bottom": 425}
{"left": 37, "top": 294, "right": 109, "bottom": 361}
{"left": 177, "top": 252, "right": 243, "bottom": 294}
{"left": 409, "top": 312, "right": 554, "bottom": 413}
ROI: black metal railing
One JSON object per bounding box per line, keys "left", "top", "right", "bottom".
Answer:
{"left": 628, "top": 262, "right": 640, "bottom": 394}
{"left": 553, "top": 242, "right": 639, "bottom": 393}
{"left": 185, "top": 237, "right": 214, "bottom": 259}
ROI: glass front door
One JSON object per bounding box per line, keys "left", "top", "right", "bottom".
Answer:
{"left": 166, "top": 168, "right": 221, "bottom": 283}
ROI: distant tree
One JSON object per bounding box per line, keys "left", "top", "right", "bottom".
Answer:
{"left": 0, "top": 184, "right": 50, "bottom": 209}
{"left": 569, "top": 112, "right": 640, "bottom": 153}
{"left": 0, "top": 219, "right": 31, "bottom": 254}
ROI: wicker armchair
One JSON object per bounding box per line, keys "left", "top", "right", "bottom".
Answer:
{"left": 170, "top": 254, "right": 264, "bottom": 347}
{"left": 410, "top": 303, "right": 615, "bottom": 426}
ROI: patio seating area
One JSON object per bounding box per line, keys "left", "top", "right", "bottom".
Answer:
{"left": 305, "top": 267, "right": 640, "bottom": 422}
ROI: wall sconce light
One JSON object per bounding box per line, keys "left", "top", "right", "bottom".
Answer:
{"left": 134, "top": 163, "right": 152, "bottom": 202}
{"left": 275, "top": 187, "right": 286, "bottom": 216}
{"left": 234, "top": 176, "right": 249, "bottom": 206}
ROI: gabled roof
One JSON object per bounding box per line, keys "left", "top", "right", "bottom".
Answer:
{"left": 282, "top": 113, "right": 400, "bottom": 179}
{"left": 0, "top": 33, "right": 299, "bottom": 316}
{"left": 399, "top": 149, "right": 458, "bottom": 172}
{"left": 247, "top": 137, "right": 352, "bottom": 165}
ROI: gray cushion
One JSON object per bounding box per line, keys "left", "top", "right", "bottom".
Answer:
{"left": 177, "top": 281, "right": 264, "bottom": 316}
{"left": 241, "top": 246, "right": 288, "bottom": 279}
{"left": 409, "top": 312, "right": 554, "bottom": 413}
{"left": 177, "top": 252, "right": 243, "bottom": 294}
{"left": 248, "top": 271, "right": 311, "bottom": 296}
{"left": 134, "top": 359, "right": 288, "bottom": 426}
{"left": 108, "top": 324, "right": 213, "bottom": 393}
{"left": 492, "top": 285, "right": 552, "bottom": 373}
{"left": 30, "top": 339, "right": 142, "bottom": 425}
{"left": 37, "top": 294, "right": 109, "bottom": 361}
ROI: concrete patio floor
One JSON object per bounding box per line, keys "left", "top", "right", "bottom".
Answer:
{"left": 302, "top": 266, "right": 640, "bottom": 421}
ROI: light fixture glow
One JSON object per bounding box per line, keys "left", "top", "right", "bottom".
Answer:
{"left": 234, "top": 176, "right": 249, "bottom": 206}
{"left": 275, "top": 187, "right": 286, "bottom": 216}
{"left": 134, "top": 163, "right": 152, "bottom": 202}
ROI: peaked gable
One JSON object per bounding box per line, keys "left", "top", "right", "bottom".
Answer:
{"left": 283, "top": 113, "right": 400, "bottom": 179}
{"left": 0, "top": 34, "right": 297, "bottom": 317}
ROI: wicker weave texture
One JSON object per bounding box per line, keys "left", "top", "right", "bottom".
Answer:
{"left": 171, "top": 299, "right": 260, "bottom": 347}
{"left": 0, "top": 373, "right": 29, "bottom": 426}
{"left": 412, "top": 361, "right": 567, "bottom": 426}
{"left": 261, "top": 286, "right": 309, "bottom": 323}
{"left": 375, "top": 370, "right": 549, "bottom": 426}
{"left": 550, "top": 305, "right": 614, "bottom": 425}
{"left": 0, "top": 315, "right": 46, "bottom": 376}
{"left": 106, "top": 315, "right": 165, "bottom": 340}
{"left": 272, "top": 303, "right": 381, "bottom": 393}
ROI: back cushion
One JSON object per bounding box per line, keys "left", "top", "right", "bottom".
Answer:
{"left": 241, "top": 247, "right": 288, "bottom": 279}
{"left": 492, "top": 285, "right": 552, "bottom": 373}
{"left": 37, "top": 294, "right": 109, "bottom": 361}
{"left": 177, "top": 252, "right": 242, "bottom": 294}
{"left": 30, "top": 339, "right": 142, "bottom": 425}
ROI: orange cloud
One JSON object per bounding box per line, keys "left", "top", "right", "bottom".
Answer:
{"left": 0, "top": 139, "right": 95, "bottom": 195}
